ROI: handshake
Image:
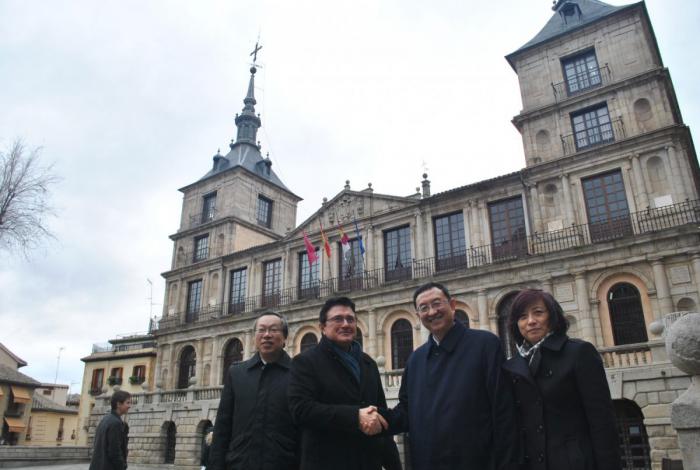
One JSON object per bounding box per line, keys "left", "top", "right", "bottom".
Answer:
{"left": 358, "top": 406, "right": 388, "bottom": 436}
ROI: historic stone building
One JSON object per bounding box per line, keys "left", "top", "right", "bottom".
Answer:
{"left": 88, "top": 1, "right": 699, "bottom": 468}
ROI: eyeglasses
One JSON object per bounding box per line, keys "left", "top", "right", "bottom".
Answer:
{"left": 255, "top": 327, "right": 283, "bottom": 335}
{"left": 417, "top": 299, "right": 447, "bottom": 314}
{"left": 326, "top": 315, "right": 357, "bottom": 325}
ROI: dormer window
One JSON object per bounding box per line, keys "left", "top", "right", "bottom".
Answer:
{"left": 558, "top": 2, "right": 582, "bottom": 24}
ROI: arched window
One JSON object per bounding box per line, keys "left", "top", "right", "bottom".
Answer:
{"left": 455, "top": 309, "right": 470, "bottom": 328}
{"left": 177, "top": 346, "right": 196, "bottom": 389}
{"left": 497, "top": 293, "right": 518, "bottom": 358}
{"left": 355, "top": 328, "right": 363, "bottom": 348}
{"left": 391, "top": 319, "right": 413, "bottom": 370}
{"left": 222, "top": 339, "right": 243, "bottom": 383}
{"left": 608, "top": 283, "right": 648, "bottom": 345}
{"left": 163, "top": 421, "right": 177, "bottom": 464}
{"left": 300, "top": 333, "right": 318, "bottom": 354}
{"left": 614, "top": 400, "right": 651, "bottom": 469}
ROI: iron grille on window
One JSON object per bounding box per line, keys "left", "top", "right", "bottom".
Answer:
{"left": 202, "top": 193, "right": 217, "bottom": 223}
{"left": 298, "top": 250, "right": 320, "bottom": 299}
{"left": 193, "top": 235, "right": 209, "bottom": 262}
{"left": 563, "top": 49, "right": 601, "bottom": 95}
{"left": 257, "top": 195, "right": 273, "bottom": 227}
{"left": 582, "top": 169, "right": 632, "bottom": 242}
{"left": 229, "top": 268, "right": 247, "bottom": 314}
{"left": 262, "top": 259, "right": 282, "bottom": 307}
{"left": 488, "top": 196, "right": 527, "bottom": 261}
{"left": 572, "top": 104, "right": 614, "bottom": 150}
{"left": 384, "top": 226, "right": 412, "bottom": 282}
{"left": 186, "top": 280, "right": 202, "bottom": 322}
{"left": 391, "top": 319, "right": 413, "bottom": 369}
{"left": 178, "top": 346, "right": 196, "bottom": 389}
{"left": 608, "top": 283, "right": 648, "bottom": 345}
{"left": 433, "top": 212, "right": 466, "bottom": 271}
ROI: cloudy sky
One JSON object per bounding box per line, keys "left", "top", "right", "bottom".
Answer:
{"left": 1, "top": 0, "right": 698, "bottom": 392}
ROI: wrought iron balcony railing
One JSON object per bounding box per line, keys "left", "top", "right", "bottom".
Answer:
{"left": 187, "top": 208, "right": 217, "bottom": 229}
{"left": 154, "top": 199, "right": 700, "bottom": 331}
{"left": 560, "top": 117, "right": 625, "bottom": 156}
{"left": 551, "top": 64, "right": 612, "bottom": 102}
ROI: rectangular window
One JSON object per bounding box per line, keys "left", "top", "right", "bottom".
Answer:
{"left": 488, "top": 196, "right": 528, "bottom": 260}
{"left": 229, "top": 267, "right": 248, "bottom": 314}
{"left": 582, "top": 169, "right": 632, "bottom": 242}
{"left": 90, "top": 369, "right": 104, "bottom": 395}
{"left": 262, "top": 259, "right": 282, "bottom": 307}
{"left": 339, "top": 239, "right": 364, "bottom": 291}
{"left": 384, "top": 226, "right": 412, "bottom": 282}
{"left": 571, "top": 104, "right": 614, "bottom": 150}
{"left": 57, "top": 418, "right": 64, "bottom": 441}
{"left": 257, "top": 195, "right": 273, "bottom": 227}
{"left": 108, "top": 367, "right": 123, "bottom": 386}
{"left": 202, "top": 192, "right": 217, "bottom": 223}
{"left": 298, "top": 250, "right": 320, "bottom": 299}
{"left": 433, "top": 212, "right": 467, "bottom": 271}
{"left": 562, "top": 49, "right": 601, "bottom": 95}
{"left": 131, "top": 365, "right": 146, "bottom": 384}
{"left": 193, "top": 234, "right": 209, "bottom": 262}
{"left": 186, "top": 279, "right": 203, "bottom": 322}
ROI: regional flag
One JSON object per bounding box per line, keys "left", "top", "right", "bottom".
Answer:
{"left": 320, "top": 221, "right": 332, "bottom": 258}
{"left": 302, "top": 231, "right": 318, "bottom": 267}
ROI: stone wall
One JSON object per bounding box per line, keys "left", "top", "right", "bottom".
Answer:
{"left": 0, "top": 445, "right": 90, "bottom": 468}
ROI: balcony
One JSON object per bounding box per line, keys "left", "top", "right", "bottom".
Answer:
{"left": 551, "top": 64, "right": 612, "bottom": 103}
{"left": 153, "top": 199, "right": 700, "bottom": 331}
{"left": 107, "top": 377, "right": 123, "bottom": 386}
{"left": 129, "top": 376, "right": 146, "bottom": 385}
{"left": 187, "top": 208, "right": 217, "bottom": 229}
{"left": 560, "top": 117, "right": 625, "bottom": 156}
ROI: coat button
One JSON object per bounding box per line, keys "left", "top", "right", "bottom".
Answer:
{"left": 546, "top": 369, "right": 553, "bottom": 377}
{"left": 537, "top": 453, "right": 544, "bottom": 462}
{"left": 537, "top": 424, "right": 544, "bottom": 433}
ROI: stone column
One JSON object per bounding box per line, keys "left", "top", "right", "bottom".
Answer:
{"left": 210, "top": 336, "right": 222, "bottom": 386}
{"left": 529, "top": 184, "right": 543, "bottom": 234}
{"left": 479, "top": 201, "right": 490, "bottom": 245}
{"left": 283, "top": 247, "right": 292, "bottom": 290}
{"left": 368, "top": 309, "right": 378, "bottom": 357}
{"left": 365, "top": 225, "right": 374, "bottom": 271}
{"left": 423, "top": 208, "right": 435, "bottom": 259}
{"left": 666, "top": 145, "right": 688, "bottom": 203}
{"left": 561, "top": 174, "right": 575, "bottom": 226}
{"left": 651, "top": 258, "right": 673, "bottom": 318}
{"left": 666, "top": 313, "right": 700, "bottom": 469}
{"left": 244, "top": 329, "right": 253, "bottom": 360}
{"left": 630, "top": 154, "right": 650, "bottom": 210}
{"left": 414, "top": 211, "right": 424, "bottom": 260}
{"left": 691, "top": 254, "right": 700, "bottom": 298}
{"left": 194, "top": 339, "right": 205, "bottom": 386}
{"left": 469, "top": 201, "right": 483, "bottom": 246}
{"left": 575, "top": 272, "right": 595, "bottom": 343}
{"left": 478, "top": 290, "right": 489, "bottom": 331}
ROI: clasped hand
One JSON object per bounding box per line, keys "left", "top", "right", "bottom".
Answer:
{"left": 358, "top": 406, "right": 388, "bottom": 436}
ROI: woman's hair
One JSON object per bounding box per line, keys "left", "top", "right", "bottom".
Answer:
{"left": 508, "top": 288, "right": 569, "bottom": 344}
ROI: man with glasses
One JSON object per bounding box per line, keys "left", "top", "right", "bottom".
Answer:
{"left": 208, "top": 312, "right": 299, "bottom": 470}
{"left": 376, "top": 282, "right": 519, "bottom": 470}
{"left": 288, "top": 296, "right": 401, "bottom": 470}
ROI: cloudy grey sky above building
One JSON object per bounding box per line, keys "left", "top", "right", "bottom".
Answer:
{"left": 1, "top": 0, "right": 697, "bottom": 391}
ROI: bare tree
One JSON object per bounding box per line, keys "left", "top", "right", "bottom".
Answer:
{"left": 0, "top": 140, "right": 60, "bottom": 255}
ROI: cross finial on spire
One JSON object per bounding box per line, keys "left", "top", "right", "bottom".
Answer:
{"left": 250, "top": 41, "right": 263, "bottom": 65}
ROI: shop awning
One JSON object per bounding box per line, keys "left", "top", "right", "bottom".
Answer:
{"left": 3, "top": 417, "right": 26, "bottom": 433}
{"left": 10, "top": 386, "right": 32, "bottom": 404}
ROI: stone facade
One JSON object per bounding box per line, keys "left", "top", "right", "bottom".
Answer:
{"left": 87, "top": 1, "right": 700, "bottom": 469}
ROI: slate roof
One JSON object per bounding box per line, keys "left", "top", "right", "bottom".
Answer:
{"left": 31, "top": 392, "right": 78, "bottom": 414}
{"left": 0, "top": 364, "right": 41, "bottom": 387}
{"left": 0, "top": 342, "right": 27, "bottom": 367}
{"left": 506, "top": 0, "right": 639, "bottom": 67}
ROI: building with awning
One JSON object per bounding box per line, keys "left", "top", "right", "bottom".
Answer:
{"left": 1, "top": 343, "right": 41, "bottom": 445}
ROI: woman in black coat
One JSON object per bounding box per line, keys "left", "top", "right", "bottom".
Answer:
{"left": 502, "top": 289, "right": 620, "bottom": 470}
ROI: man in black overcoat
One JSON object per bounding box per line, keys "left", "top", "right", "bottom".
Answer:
{"left": 288, "top": 296, "right": 400, "bottom": 470}
{"left": 208, "top": 312, "right": 299, "bottom": 470}
{"left": 89, "top": 390, "right": 131, "bottom": 470}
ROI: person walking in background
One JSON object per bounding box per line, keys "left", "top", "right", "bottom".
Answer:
{"left": 89, "top": 390, "right": 131, "bottom": 470}
{"left": 502, "top": 289, "right": 619, "bottom": 469}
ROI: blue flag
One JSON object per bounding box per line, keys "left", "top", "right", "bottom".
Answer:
{"left": 352, "top": 217, "right": 366, "bottom": 256}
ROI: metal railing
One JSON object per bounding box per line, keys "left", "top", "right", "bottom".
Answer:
{"left": 154, "top": 199, "right": 700, "bottom": 331}
{"left": 561, "top": 117, "right": 625, "bottom": 156}
{"left": 551, "top": 64, "right": 612, "bottom": 102}
{"left": 187, "top": 208, "right": 218, "bottom": 229}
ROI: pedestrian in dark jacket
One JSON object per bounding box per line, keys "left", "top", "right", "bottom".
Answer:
{"left": 89, "top": 390, "right": 131, "bottom": 470}
{"left": 208, "top": 312, "right": 299, "bottom": 470}
{"left": 502, "top": 289, "right": 620, "bottom": 470}
{"left": 288, "top": 296, "right": 400, "bottom": 470}
{"left": 378, "top": 282, "right": 520, "bottom": 470}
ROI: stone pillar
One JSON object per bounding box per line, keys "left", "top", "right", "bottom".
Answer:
{"left": 666, "top": 145, "right": 689, "bottom": 203}
{"left": 630, "top": 153, "right": 650, "bottom": 209}
{"left": 211, "top": 336, "right": 222, "bottom": 386}
{"left": 423, "top": 208, "right": 434, "bottom": 259}
{"left": 691, "top": 254, "right": 700, "bottom": 298}
{"left": 666, "top": 313, "right": 700, "bottom": 469}
{"left": 575, "top": 272, "right": 595, "bottom": 343}
{"left": 479, "top": 201, "right": 490, "bottom": 245}
{"left": 283, "top": 247, "right": 292, "bottom": 290}
{"left": 651, "top": 258, "right": 673, "bottom": 319}
{"left": 561, "top": 174, "right": 575, "bottom": 226}
{"left": 541, "top": 278, "right": 553, "bottom": 293}
{"left": 244, "top": 329, "right": 253, "bottom": 360}
{"left": 368, "top": 309, "right": 378, "bottom": 357}
{"left": 469, "top": 201, "right": 483, "bottom": 246}
{"left": 194, "top": 339, "right": 205, "bottom": 386}
{"left": 365, "top": 225, "right": 374, "bottom": 271}
{"left": 529, "top": 184, "right": 543, "bottom": 234}
{"left": 478, "top": 290, "right": 489, "bottom": 331}
{"left": 413, "top": 211, "right": 424, "bottom": 260}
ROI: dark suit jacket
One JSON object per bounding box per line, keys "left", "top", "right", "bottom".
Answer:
{"left": 502, "top": 334, "right": 620, "bottom": 470}
{"left": 89, "top": 411, "right": 128, "bottom": 470}
{"left": 288, "top": 336, "right": 395, "bottom": 470}
{"left": 380, "top": 322, "right": 520, "bottom": 470}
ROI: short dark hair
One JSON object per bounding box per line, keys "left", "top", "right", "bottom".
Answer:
{"left": 254, "top": 311, "right": 289, "bottom": 338}
{"left": 319, "top": 297, "right": 356, "bottom": 324}
{"left": 413, "top": 282, "right": 451, "bottom": 309}
{"left": 507, "top": 289, "right": 569, "bottom": 344}
{"left": 111, "top": 390, "right": 131, "bottom": 411}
